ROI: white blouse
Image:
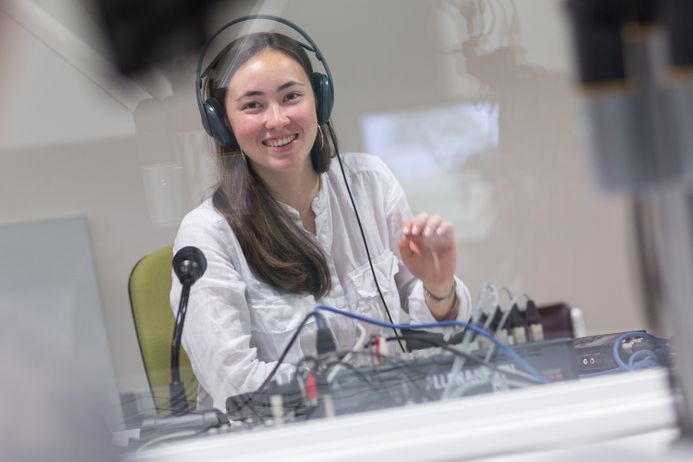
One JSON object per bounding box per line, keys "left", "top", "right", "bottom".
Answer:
{"left": 171, "top": 152, "right": 472, "bottom": 410}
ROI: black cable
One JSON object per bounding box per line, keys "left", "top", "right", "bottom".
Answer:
{"left": 325, "top": 360, "right": 383, "bottom": 394}
{"left": 377, "top": 336, "right": 541, "bottom": 385}
{"left": 327, "top": 352, "right": 425, "bottom": 404}
{"left": 236, "top": 335, "right": 317, "bottom": 422}
{"left": 328, "top": 349, "right": 433, "bottom": 401}
{"left": 294, "top": 351, "right": 403, "bottom": 403}
{"left": 338, "top": 361, "right": 379, "bottom": 388}
{"left": 257, "top": 312, "right": 321, "bottom": 391}
{"left": 373, "top": 357, "right": 433, "bottom": 401}
{"left": 327, "top": 121, "right": 406, "bottom": 353}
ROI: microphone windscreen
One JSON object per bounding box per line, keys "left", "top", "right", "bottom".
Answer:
{"left": 173, "top": 246, "right": 207, "bottom": 284}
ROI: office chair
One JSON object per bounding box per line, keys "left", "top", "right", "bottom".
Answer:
{"left": 129, "top": 245, "right": 198, "bottom": 413}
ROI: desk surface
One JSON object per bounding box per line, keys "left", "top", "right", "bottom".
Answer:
{"left": 127, "top": 368, "right": 678, "bottom": 462}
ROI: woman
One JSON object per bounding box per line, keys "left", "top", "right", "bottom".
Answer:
{"left": 172, "top": 32, "right": 472, "bottom": 411}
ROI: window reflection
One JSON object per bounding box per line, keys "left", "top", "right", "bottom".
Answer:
{"left": 0, "top": 0, "right": 676, "bottom": 459}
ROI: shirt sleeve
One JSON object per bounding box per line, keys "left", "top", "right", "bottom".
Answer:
{"left": 170, "top": 207, "right": 293, "bottom": 411}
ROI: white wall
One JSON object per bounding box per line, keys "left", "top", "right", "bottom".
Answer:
{"left": 0, "top": 0, "right": 649, "bottom": 396}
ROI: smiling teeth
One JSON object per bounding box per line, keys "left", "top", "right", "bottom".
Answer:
{"left": 266, "top": 135, "right": 296, "bottom": 147}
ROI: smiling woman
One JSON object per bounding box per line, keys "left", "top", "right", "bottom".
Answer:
{"left": 205, "top": 32, "right": 334, "bottom": 296}
{"left": 171, "top": 23, "right": 472, "bottom": 411}
{"left": 225, "top": 48, "right": 321, "bottom": 217}
{"left": 226, "top": 48, "right": 318, "bottom": 172}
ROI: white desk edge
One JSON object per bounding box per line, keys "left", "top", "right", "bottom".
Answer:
{"left": 127, "top": 368, "right": 677, "bottom": 462}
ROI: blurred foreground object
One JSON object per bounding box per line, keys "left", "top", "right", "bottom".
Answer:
{"left": 565, "top": 0, "right": 693, "bottom": 442}
{"left": 565, "top": 0, "right": 693, "bottom": 193}
{"left": 94, "top": 0, "right": 217, "bottom": 74}
{"left": 0, "top": 324, "right": 118, "bottom": 462}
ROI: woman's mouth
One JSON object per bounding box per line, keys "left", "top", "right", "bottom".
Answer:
{"left": 263, "top": 134, "right": 298, "bottom": 148}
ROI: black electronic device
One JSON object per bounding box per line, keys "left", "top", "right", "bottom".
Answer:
{"left": 225, "top": 338, "right": 578, "bottom": 424}
{"left": 195, "top": 15, "right": 335, "bottom": 151}
{"left": 573, "top": 332, "right": 630, "bottom": 373}
{"left": 573, "top": 331, "right": 669, "bottom": 374}
{"left": 329, "top": 338, "right": 577, "bottom": 416}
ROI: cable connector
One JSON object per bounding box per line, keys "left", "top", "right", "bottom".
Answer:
{"left": 524, "top": 300, "right": 543, "bottom": 342}
{"left": 508, "top": 304, "right": 527, "bottom": 344}
{"left": 375, "top": 335, "right": 389, "bottom": 361}
{"left": 270, "top": 394, "right": 285, "bottom": 426}
{"left": 513, "top": 326, "right": 527, "bottom": 344}
{"left": 316, "top": 315, "right": 337, "bottom": 355}
{"left": 496, "top": 329, "right": 510, "bottom": 345}
{"left": 488, "top": 306, "right": 503, "bottom": 331}
{"left": 479, "top": 307, "right": 503, "bottom": 349}
{"left": 529, "top": 323, "right": 544, "bottom": 342}
{"left": 305, "top": 374, "right": 319, "bottom": 404}
{"left": 525, "top": 299, "right": 541, "bottom": 325}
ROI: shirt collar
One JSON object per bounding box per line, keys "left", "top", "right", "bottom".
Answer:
{"left": 275, "top": 176, "right": 326, "bottom": 224}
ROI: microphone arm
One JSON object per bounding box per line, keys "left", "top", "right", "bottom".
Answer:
{"left": 170, "top": 279, "right": 192, "bottom": 415}
{"left": 170, "top": 246, "right": 207, "bottom": 415}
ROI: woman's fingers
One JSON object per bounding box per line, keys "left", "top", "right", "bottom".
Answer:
{"left": 422, "top": 214, "right": 442, "bottom": 237}
{"left": 404, "top": 212, "right": 443, "bottom": 236}
{"left": 403, "top": 212, "right": 454, "bottom": 249}
{"left": 402, "top": 212, "right": 427, "bottom": 236}
{"left": 434, "top": 221, "right": 454, "bottom": 240}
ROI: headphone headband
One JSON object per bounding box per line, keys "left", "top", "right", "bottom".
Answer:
{"left": 195, "top": 15, "right": 334, "bottom": 149}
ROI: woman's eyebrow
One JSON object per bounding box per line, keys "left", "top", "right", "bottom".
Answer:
{"left": 277, "top": 80, "right": 305, "bottom": 91}
{"left": 235, "top": 90, "right": 262, "bottom": 102}
{"left": 234, "top": 81, "right": 306, "bottom": 102}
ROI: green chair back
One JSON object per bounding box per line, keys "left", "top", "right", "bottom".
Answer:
{"left": 128, "top": 245, "right": 197, "bottom": 412}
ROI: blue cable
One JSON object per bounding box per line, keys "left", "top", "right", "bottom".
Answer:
{"left": 312, "top": 305, "right": 548, "bottom": 384}
{"left": 627, "top": 349, "right": 657, "bottom": 369}
{"left": 579, "top": 331, "right": 667, "bottom": 378}
{"left": 611, "top": 331, "right": 667, "bottom": 371}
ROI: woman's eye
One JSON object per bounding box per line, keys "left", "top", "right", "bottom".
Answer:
{"left": 241, "top": 101, "right": 261, "bottom": 111}
{"left": 284, "top": 92, "right": 301, "bottom": 102}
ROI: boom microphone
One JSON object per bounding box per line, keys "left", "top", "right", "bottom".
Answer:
{"left": 170, "top": 246, "right": 207, "bottom": 415}
{"left": 173, "top": 246, "right": 207, "bottom": 285}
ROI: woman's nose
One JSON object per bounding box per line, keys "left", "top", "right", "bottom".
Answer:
{"left": 265, "top": 104, "right": 289, "bottom": 129}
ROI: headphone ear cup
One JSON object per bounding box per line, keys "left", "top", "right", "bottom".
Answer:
{"left": 203, "top": 98, "right": 235, "bottom": 150}
{"left": 311, "top": 72, "right": 333, "bottom": 125}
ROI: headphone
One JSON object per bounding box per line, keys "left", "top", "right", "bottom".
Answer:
{"left": 195, "top": 15, "right": 335, "bottom": 151}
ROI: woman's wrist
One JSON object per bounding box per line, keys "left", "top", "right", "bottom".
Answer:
{"left": 423, "top": 279, "right": 456, "bottom": 303}
{"left": 424, "top": 279, "right": 458, "bottom": 321}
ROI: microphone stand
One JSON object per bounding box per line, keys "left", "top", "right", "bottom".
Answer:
{"left": 168, "top": 246, "right": 207, "bottom": 415}
{"left": 138, "top": 246, "right": 230, "bottom": 442}
{"left": 170, "top": 276, "right": 192, "bottom": 415}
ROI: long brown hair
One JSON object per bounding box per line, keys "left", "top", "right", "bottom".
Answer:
{"left": 206, "top": 33, "right": 336, "bottom": 297}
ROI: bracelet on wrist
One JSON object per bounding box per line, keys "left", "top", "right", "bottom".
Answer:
{"left": 424, "top": 280, "right": 457, "bottom": 303}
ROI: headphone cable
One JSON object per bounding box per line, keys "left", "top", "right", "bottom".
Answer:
{"left": 326, "top": 121, "right": 406, "bottom": 353}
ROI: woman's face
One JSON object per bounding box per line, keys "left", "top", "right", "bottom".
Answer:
{"left": 225, "top": 48, "right": 318, "bottom": 178}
